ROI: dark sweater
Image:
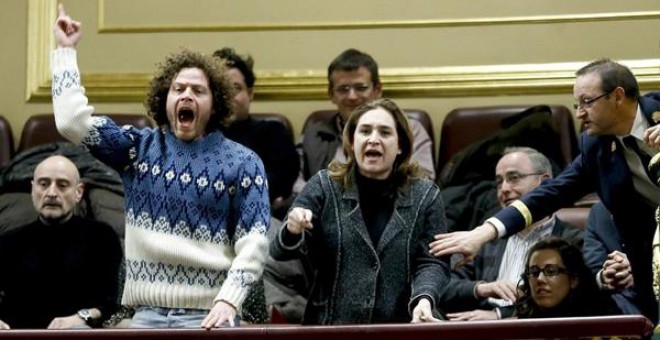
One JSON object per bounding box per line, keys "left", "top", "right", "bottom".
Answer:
{"left": 0, "top": 216, "right": 122, "bottom": 329}
{"left": 355, "top": 172, "right": 395, "bottom": 246}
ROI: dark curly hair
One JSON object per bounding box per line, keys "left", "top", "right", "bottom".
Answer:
{"left": 145, "top": 49, "right": 233, "bottom": 133}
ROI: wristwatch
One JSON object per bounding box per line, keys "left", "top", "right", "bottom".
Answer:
{"left": 77, "top": 309, "right": 93, "bottom": 325}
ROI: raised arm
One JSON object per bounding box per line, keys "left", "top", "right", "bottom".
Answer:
{"left": 51, "top": 3, "right": 94, "bottom": 145}
{"left": 52, "top": 4, "right": 141, "bottom": 169}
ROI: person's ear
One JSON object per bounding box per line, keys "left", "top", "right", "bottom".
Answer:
{"left": 613, "top": 86, "right": 625, "bottom": 105}
{"left": 74, "top": 182, "right": 84, "bottom": 203}
{"left": 373, "top": 82, "right": 383, "bottom": 99}
{"left": 569, "top": 276, "right": 579, "bottom": 290}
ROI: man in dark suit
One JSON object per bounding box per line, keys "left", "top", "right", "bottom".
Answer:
{"left": 431, "top": 59, "right": 660, "bottom": 323}
{"left": 439, "top": 147, "right": 583, "bottom": 320}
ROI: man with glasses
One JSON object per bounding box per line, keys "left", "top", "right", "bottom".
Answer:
{"left": 438, "top": 147, "right": 582, "bottom": 321}
{"left": 430, "top": 58, "right": 660, "bottom": 323}
{"left": 298, "top": 48, "right": 435, "bottom": 185}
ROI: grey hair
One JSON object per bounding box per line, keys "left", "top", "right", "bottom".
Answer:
{"left": 502, "top": 146, "right": 553, "bottom": 178}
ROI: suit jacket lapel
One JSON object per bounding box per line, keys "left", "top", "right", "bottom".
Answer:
{"left": 376, "top": 189, "right": 413, "bottom": 254}
{"left": 599, "top": 137, "right": 636, "bottom": 209}
{"left": 485, "top": 239, "right": 508, "bottom": 280}
{"left": 342, "top": 182, "right": 376, "bottom": 254}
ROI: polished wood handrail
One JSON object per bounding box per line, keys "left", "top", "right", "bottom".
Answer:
{"left": 0, "top": 315, "right": 652, "bottom": 339}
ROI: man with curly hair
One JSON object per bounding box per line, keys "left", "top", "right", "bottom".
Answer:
{"left": 51, "top": 5, "right": 270, "bottom": 328}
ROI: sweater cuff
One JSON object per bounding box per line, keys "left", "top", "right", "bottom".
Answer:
{"left": 215, "top": 282, "right": 249, "bottom": 312}
{"left": 50, "top": 47, "right": 78, "bottom": 74}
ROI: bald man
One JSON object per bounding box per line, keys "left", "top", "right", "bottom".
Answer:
{"left": 0, "top": 155, "right": 122, "bottom": 329}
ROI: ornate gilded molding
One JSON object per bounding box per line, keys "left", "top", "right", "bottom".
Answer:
{"left": 27, "top": 0, "right": 660, "bottom": 103}
{"left": 26, "top": 0, "right": 55, "bottom": 101}
{"left": 28, "top": 60, "right": 660, "bottom": 102}
{"left": 97, "top": 0, "right": 660, "bottom": 33}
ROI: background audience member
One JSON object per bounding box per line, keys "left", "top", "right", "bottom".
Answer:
{"left": 215, "top": 47, "right": 299, "bottom": 221}
{"left": 431, "top": 59, "right": 660, "bottom": 323}
{"left": 0, "top": 155, "right": 122, "bottom": 329}
{"left": 298, "top": 48, "right": 435, "bottom": 187}
{"left": 52, "top": 5, "right": 270, "bottom": 328}
{"left": 584, "top": 202, "right": 642, "bottom": 315}
{"left": 515, "top": 237, "right": 615, "bottom": 318}
{"left": 214, "top": 47, "right": 301, "bottom": 324}
{"left": 440, "top": 147, "right": 583, "bottom": 321}
{"left": 271, "top": 98, "right": 449, "bottom": 324}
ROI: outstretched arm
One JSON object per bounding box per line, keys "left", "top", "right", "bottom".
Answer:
{"left": 429, "top": 223, "right": 497, "bottom": 268}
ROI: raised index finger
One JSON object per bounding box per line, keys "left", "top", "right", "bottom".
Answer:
{"left": 58, "top": 3, "right": 67, "bottom": 17}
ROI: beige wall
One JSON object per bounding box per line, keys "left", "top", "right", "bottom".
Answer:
{"left": 2, "top": 0, "right": 659, "bottom": 155}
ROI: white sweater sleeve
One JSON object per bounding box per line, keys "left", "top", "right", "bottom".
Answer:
{"left": 51, "top": 47, "right": 96, "bottom": 145}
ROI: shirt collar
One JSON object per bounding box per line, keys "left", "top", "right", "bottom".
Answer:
{"left": 617, "top": 103, "right": 646, "bottom": 142}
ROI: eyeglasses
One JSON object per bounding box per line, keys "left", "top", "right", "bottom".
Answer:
{"left": 495, "top": 171, "right": 544, "bottom": 188}
{"left": 525, "top": 264, "right": 569, "bottom": 279}
{"left": 333, "top": 83, "right": 372, "bottom": 95}
{"left": 573, "top": 90, "right": 613, "bottom": 110}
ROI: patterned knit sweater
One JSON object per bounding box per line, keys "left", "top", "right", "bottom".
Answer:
{"left": 51, "top": 48, "right": 270, "bottom": 311}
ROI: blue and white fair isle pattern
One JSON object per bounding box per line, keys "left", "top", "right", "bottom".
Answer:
{"left": 51, "top": 48, "right": 270, "bottom": 310}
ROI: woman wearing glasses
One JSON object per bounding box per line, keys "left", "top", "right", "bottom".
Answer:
{"left": 515, "top": 237, "right": 615, "bottom": 318}
{"left": 270, "top": 98, "right": 449, "bottom": 324}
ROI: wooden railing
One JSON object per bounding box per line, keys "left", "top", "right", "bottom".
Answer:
{"left": 0, "top": 315, "right": 652, "bottom": 339}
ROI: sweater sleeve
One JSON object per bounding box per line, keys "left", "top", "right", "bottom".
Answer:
{"left": 51, "top": 47, "right": 145, "bottom": 170}
{"left": 215, "top": 152, "right": 271, "bottom": 309}
{"left": 51, "top": 47, "right": 95, "bottom": 145}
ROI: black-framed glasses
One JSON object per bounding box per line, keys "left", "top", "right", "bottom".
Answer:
{"left": 333, "top": 83, "right": 372, "bottom": 95}
{"left": 495, "top": 171, "right": 544, "bottom": 188}
{"left": 573, "top": 90, "right": 613, "bottom": 110}
{"left": 525, "top": 264, "right": 569, "bottom": 279}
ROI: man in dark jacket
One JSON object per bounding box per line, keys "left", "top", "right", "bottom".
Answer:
{"left": 439, "top": 147, "right": 583, "bottom": 320}
{"left": 0, "top": 155, "right": 122, "bottom": 329}
{"left": 431, "top": 59, "right": 660, "bottom": 324}
{"left": 215, "top": 47, "right": 299, "bottom": 221}
{"left": 298, "top": 48, "right": 435, "bottom": 184}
